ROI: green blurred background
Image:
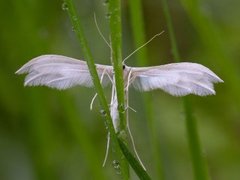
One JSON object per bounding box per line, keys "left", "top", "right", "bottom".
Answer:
{"left": 0, "top": 0, "right": 239, "bottom": 179}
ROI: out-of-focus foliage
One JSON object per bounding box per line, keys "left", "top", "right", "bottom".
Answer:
{"left": 0, "top": 0, "right": 239, "bottom": 180}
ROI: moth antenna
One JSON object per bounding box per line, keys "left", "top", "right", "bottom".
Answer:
{"left": 105, "top": 71, "right": 114, "bottom": 84}
{"left": 102, "top": 132, "right": 110, "bottom": 167}
{"left": 123, "top": 31, "right": 165, "bottom": 64}
{"left": 94, "top": 13, "right": 112, "bottom": 49}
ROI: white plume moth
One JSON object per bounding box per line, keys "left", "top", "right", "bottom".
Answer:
{"left": 16, "top": 54, "right": 223, "bottom": 125}
{"left": 16, "top": 54, "right": 223, "bottom": 168}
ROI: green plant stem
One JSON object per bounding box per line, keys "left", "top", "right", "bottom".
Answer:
{"left": 184, "top": 97, "right": 209, "bottom": 180}
{"left": 161, "top": 0, "right": 209, "bottom": 179}
{"left": 118, "top": 138, "right": 151, "bottom": 180}
{"left": 129, "top": 0, "right": 165, "bottom": 179}
{"left": 108, "top": 0, "right": 129, "bottom": 179}
{"left": 63, "top": 0, "right": 128, "bottom": 179}
{"left": 108, "top": 0, "right": 126, "bottom": 131}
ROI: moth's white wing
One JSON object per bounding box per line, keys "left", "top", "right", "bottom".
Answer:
{"left": 130, "top": 62, "right": 223, "bottom": 96}
{"left": 16, "top": 55, "right": 113, "bottom": 90}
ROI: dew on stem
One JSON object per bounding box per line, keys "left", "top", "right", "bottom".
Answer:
{"left": 112, "top": 160, "right": 121, "bottom": 175}
{"left": 103, "top": 0, "right": 109, "bottom": 6}
{"left": 62, "top": 2, "right": 68, "bottom": 11}
{"left": 105, "top": 12, "right": 111, "bottom": 19}
{"left": 100, "top": 109, "right": 107, "bottom": 116}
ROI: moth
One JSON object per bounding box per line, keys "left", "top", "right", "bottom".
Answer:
{"left": 16, "top": 54, "right": 223, "bottom": 128}
{"left": 16, "top": 54, "right": 223, "bottom": 169}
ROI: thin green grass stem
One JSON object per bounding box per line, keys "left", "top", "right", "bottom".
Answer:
{"left": 161, "top": 0, "right": 209, "bottom": 179}
{"left": 118, "top": 138, "right": 151, "bottom": 180}
{"left": 184, "top": 97, "right": 209, "bottom": 180}
{"left": 108, "top": 0, "right": 127, "bottom": 131}
{"left": 108, "top": 0, "right": 129, "bottom": 178}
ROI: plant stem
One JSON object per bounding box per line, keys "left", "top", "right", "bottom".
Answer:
{"left": 184, "top": 97, "right": 209, "bottom": 180}
{"left": 108, "top": 0, "right": 126, "bottom": 131}
{"left": 118, "top": 138, "right": 151, "bottom": 180}
{"left": 63, "top": 0, "right": 127, "bottom": 179}
{"left": 161, "top": 0, "right": 209, "bottom": 179}
{"left": 108, "top": 0, "right": 129, "bottom": 178}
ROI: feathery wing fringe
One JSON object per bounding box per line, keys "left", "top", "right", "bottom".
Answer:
{"left": 131, "top": 62, "right": 223, "bottom": 96}
{"left": 16, "top": 55, "right": 113, "bottom": 90}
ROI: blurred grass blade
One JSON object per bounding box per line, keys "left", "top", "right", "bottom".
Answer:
{"left": 118, "top": 138, "right": 151, "bottom": 180}
{"left": 129, "top": 0, "right": 165, "bottom": 179}
{"left": 161, "top": 0, "right": 210, "bottom": 179}
{"left": 161, "top": 0, "right": 180, "bottom": 62}
{"left": 60, "top": 95, "right": 106, "bottom": 180}
{"left": 128, "top": 0, "right": 148, "bottom": 65}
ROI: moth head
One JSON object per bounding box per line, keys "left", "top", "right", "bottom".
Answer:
{"left": 122, "top": 64, "right": 126, "bottom": 70}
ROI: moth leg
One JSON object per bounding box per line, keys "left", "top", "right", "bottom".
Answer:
{"left": 102, "top": 132, "right": 110, "bottom": 167}
{"left": 124, "top": 69, "right": 138, "bottom": 113}
{"left": 127, "top": 121, "right": 146, "bottom": 170}
{"left": 106, "top": 71, "right": 113, "bottom": 83}
{"left": 90, "top": 93, "right": 98, "bottom": 110}
{"left": 89, "top": 68, "right": 109, "bottom": 110}
{"left": 125, "top": 68, "right": 133, "bottom": 91}
{"left": 110, "top": 78, "right": 116, "bottom": 107}
{"left": 125, "top": 105, "right": 137, "bottom": 113}
{"left": 125, "top": 69, "right": 146, "bottom": 170}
